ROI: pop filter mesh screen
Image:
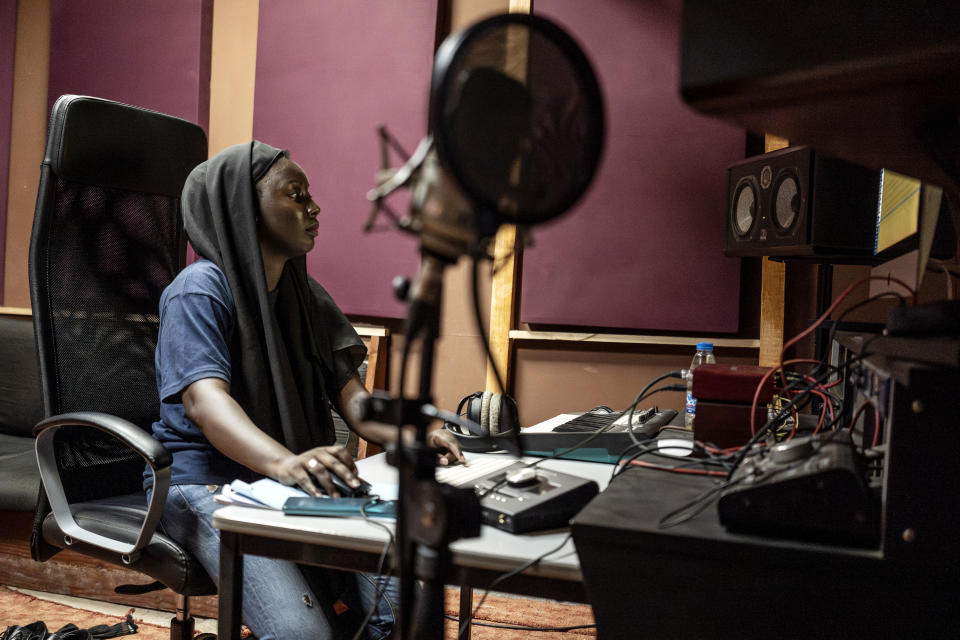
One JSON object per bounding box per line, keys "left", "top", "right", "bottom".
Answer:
{"left": 435, "top": 17, "right": 604, "bottom": 225}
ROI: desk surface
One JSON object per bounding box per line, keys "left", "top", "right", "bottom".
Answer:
{"left": 213, "top": 452, "right": 613, "bottom": 583}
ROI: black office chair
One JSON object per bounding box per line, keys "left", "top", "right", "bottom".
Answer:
{"left": 28, "top": 95, "right": 214, "bottom": 639}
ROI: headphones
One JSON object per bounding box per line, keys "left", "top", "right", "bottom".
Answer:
{"left": 444, "top": 390, "right": 520, "bottom": 452}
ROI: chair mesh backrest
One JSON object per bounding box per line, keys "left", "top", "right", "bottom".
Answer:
{"left": 30, "top": 96, "right": 206, "bottom": 503}
{"left": 42, "top": 179, "right": 181, "bottom": 499}
{"left": 44, "top": 177, "right": 179, "bottom": 422}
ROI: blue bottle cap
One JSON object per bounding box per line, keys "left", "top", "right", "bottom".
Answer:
{"left": 695, "top": 342, "right": 714, "bottom": 351}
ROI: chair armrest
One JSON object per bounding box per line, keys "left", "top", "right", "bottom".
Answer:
{"left": 33, "top": 411, "right": 171, "bottom": 561}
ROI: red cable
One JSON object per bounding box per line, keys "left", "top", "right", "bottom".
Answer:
{"left": 849, "top": 399, "right": 871, "bottom": 433}
{"left": 747, "top": 275, "right": 914, "bottom": 440}
{"left": 806, "top": 388, "right": 833, "bottom": 434}
{"left": 749, "top": 358, "right": 823, "bottom": 436}
{"left": 625, "top": 459, "right": 728, "bottom": 477}
{"left": 872, "top": 404, "right": 883, "bottom": 447}
{"left": 797, "top": 374, "right": 834, "bottom": 433}
{"left": 779, "top": 274, "right": 914, "bottom": 369}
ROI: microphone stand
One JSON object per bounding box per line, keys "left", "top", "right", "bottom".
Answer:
{"left": 364, "top": 252, "right": 481, "bottom": 640}
{"left": 362, "top": 140, "right": 484, "bottom": 638}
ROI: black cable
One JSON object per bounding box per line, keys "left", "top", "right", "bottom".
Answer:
{"left": 725, "top": 377, "right": 823, "bottom": 478}
{"left": 444, "top": 613, "right": 596, "bottom": 632}
{"left": 611, "top": 441, "right": 665, "bottom": 478}
{"left": 350, "top": 499, "right": 398, "bottom": 640}
{"left": 727, "top": 362, "right": 837, "bottom": 470}
{"left": 602, "top": 372, "right": 731, "bottom": 481}
{"left": 626, "top": 343, "right": 880, "bottom": 531}
{"left": 625, "top": 371, "right": 685, "bottom": 448}
{"left": 657, "top": 477, "right": 742, "bottom": 529}
{"left": 610, "top": 362, "right": 846, "bottom": 491}
{"left": 456, "top": 533, "right": 576, "bottom": 640}
{"left": 726, "top": 346, "right": 877, "bottom": 479}
{"left": 771, "top": 362, "right": 839, "bottom": 432}
{"left": 822, "top": 341, "right": 876, "bottom": 432}
{"left": 782, "top": 370, "right": 843, "bottom": 429}
{"left": 611, "top": 442, "right": 734, "bottom": 483}
{"left": 471, "top": 252, "right": 507, "bottom": 395}
{"left": 822, "top": 399, "right": 859, "bottom": 432}
{"left": 823, "top": 291, "right": 906, "bottom": 370}
{"left": 611, "top": 372, "right": 829, "bottom": 528}
{"left": 472, "top": 375, "right": 689, "bottom": 499}
{"left": 475, "top": 474, "right": 510, "bottom": 500}
{"left": 786, "top": 348, "right": 874, "bottom": 438}
{"left": 785, "top": 294, "right": 899, "bottom": 426}
{"left": 661, "top": 436, "right": 859, "bottom": 530}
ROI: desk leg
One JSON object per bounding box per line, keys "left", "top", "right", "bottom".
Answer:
{"left": 218, "top": 530, "right": 243, "bottom": 640}
{"left": 459, "top": 586, "right": 473, "bottom": 640}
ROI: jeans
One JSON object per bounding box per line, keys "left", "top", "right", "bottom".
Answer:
{"left": 155, "top": 484, "right": 399, "bottom": 640}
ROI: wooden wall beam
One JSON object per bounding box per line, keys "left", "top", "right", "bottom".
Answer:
{"left": 208, "top": 0, "right": 259, "bottom": 157}
{"left": 757, "top": 134, "right": 789, "bottom": 367}
{"left": 484, "top": 0, "right": 531, "bottom": 393}
{"left": 4, "top": 0, "right": 50, "bottom": 308}
{"left": 485, "top": 225, "right": 519, "bottom": 392}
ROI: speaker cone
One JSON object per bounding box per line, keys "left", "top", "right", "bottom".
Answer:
{"left": 773, "top": 171, "right": 800, "bottom": 231}
{"left": 732, "top": 177, "right": 758, "bottom": 237}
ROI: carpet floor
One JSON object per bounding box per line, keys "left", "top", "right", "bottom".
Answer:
{"left": 0, "top": 585, "right": 596, "bottom": 639}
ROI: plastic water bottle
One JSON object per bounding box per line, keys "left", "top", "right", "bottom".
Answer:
{"left": 684, "top": 342, "right": 716, "bottom": 429}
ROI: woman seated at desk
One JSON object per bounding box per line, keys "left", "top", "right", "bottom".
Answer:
{"left": 144, "top": 141, "right": 463, "bottom": 640}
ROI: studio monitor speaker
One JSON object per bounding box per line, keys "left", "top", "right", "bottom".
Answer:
{"left": 724, "top": 146, "right": 881, "bottom": 258}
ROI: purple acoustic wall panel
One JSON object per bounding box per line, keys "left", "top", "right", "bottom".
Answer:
{"left": 48, "top": 0, "right": 212, "bottom": 129}
{"left": 253, "top": 1, "right": 435, "bottom": 319}
{"left": 0, "top": 0, "right": 16, "bottom": 301}
{"left": 520, "top": 0, "right": 744, "bottom": 333}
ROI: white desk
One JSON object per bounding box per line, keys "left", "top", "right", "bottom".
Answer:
{"left": 213, "top": 452, "right": 611, "bottom": 639}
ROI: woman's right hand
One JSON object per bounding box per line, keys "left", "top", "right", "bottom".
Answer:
{"left": 272, "top": 445, "right": 359, "bottom": 497}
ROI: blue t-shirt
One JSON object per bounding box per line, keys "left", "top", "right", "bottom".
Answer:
{"left": 143, "top": 259, "right": 258, "bottom": 491}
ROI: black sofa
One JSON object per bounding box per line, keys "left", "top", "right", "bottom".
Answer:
{"left": 0, "top": 314, "right": 44, "bottom": 513}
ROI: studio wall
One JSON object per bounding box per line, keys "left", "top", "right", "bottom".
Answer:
{"left": 252, "top": 0, "right": 437, "bottom": 319}
{"left": 47, "top": 0, "right": 212, "bottom": 129}
{"left": 520, "top": 0, "right": 745, "bottom": 333}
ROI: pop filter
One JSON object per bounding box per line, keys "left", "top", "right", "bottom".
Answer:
{"left": 430, "top": 13, "right": 605, "bottom": 232}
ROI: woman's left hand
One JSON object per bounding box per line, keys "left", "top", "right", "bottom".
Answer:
{"left": 426, "top": 428, "right": 466, "bottom": 466}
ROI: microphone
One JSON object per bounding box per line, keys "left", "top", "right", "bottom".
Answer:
{"left": 366, "top": 63, "right": 537, "bottom": 262}
{"left": 408, "top": 145, "right": 478, "bottom": 263}
{"left": 366, "top": 134, "right": 478, "bottom": 263}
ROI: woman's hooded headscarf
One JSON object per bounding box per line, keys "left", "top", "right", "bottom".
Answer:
{"left": 180, "top": 140, "right": 365, "bottom": 452}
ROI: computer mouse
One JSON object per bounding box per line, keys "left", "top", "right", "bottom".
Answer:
{"left": 329, "top": 474, "right": 372, "bottom": 498}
